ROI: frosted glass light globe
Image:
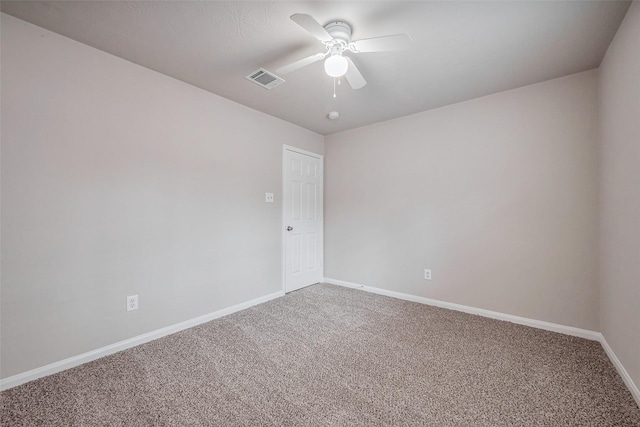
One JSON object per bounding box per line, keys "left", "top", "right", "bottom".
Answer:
{"left": 324, "top": 55, "right": 348, "bottom": 77}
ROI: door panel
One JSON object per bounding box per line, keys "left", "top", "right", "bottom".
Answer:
{"left": 284, "top": 148, "right": 323, "bottom": 292}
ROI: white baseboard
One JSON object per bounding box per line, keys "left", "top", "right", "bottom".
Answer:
{"left": 599, "top": 336, "right": 640, "bottom": 408}
{"left": 0, "top": 290, "right": 284, "bottom": 391}
{"left": 324, "top": 278, "right": 365, "bottom": 290}
{"left": 323, "top": 277, "right": 640, "bottom": 407}
{"left": 323, "top": 277, "right": 600, "bottom": 340}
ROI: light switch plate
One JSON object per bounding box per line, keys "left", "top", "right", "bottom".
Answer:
{"left": 265, "top": 193, "right": 274, "bottom": 203}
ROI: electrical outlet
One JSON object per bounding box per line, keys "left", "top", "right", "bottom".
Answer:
{"left": 126, "top": 295, "right": 138, "bottom": 311}
{"left": 424, "top": 269, "right": 432, "bottom": 281}
{"left": 265, "top": 193, "right": 274, "bottom": 203}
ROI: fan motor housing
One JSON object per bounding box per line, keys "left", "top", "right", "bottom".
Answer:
{"left": 324, "top": 21, "right": 352, "bottom": 44}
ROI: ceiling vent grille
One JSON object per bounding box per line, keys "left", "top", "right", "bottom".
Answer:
{"left": 245, "top": 68, "right": 285, "bottom": 90}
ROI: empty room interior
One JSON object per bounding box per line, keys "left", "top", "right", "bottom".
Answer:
{"left": 1, "top": 1, "right": 639, "bottom": 425}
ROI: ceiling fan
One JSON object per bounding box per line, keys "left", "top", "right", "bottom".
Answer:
{"left": 275, "top": 14, "right": 412, "bottom": 90}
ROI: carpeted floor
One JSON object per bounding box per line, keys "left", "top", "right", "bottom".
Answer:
{"left": 1, "top": 283, "right": 639, "bottom": 426}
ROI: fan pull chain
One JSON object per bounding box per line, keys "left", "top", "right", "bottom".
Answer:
{"left": 333, "top": 78, "right": 343, "bottom": 98}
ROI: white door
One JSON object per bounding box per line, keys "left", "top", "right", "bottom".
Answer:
{"left": 283, "top": 146, "right": 323, "bottom": 293}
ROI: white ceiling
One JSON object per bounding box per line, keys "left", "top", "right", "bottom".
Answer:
{"left": 1, "top": 1, "right": 631, "bottom": 135}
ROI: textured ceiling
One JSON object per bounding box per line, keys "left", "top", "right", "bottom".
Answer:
{"left": 1, "top": 1, "right": 631, "bottom": 135}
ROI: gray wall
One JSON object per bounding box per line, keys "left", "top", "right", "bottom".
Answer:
{"left": 599, "top": 2, "right": 640, "bottom": 392}
{"left": 0, "top": 14, "right": 323, "bottom": 379}
{"left": 325, "top": 70, "right": 600, "bottom": 331}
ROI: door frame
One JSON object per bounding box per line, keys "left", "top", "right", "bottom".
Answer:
{"left": 281, "top": 144, "right": 324, "bottom": 293}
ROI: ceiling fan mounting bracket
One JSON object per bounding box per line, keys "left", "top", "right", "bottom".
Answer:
{"left": 324, "top": 21, "right": 352, "bottom": 45}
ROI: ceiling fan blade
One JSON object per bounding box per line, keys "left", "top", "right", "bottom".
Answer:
{"left": 276, "top": 52, "right": 326, "bottom": 75}
{"left": 350, "top": 34, "right": 412, "bottom": 53}
{"left": 290, "top": 14, "right": 333, "bottom": 43}
{"left": 344, "top": 57, "right": 367, "bottom": 90}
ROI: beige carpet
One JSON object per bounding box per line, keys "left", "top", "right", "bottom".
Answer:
{"left": 1, "top": 283, "right": 639, "bottom": 426}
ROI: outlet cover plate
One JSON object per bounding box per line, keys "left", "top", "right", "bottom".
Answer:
{"left": 127, "top": 295, "right": 138, "bottom": 311}
{"left": 424, "top": 269, "right": 432, "bottom": 280}
{"left": 265, "top": 193, "right": 274, "bottom": 203}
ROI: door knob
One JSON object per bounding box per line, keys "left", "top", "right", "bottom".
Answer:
{"left": 287, "top": 226, "right": 293, "bottom": 231}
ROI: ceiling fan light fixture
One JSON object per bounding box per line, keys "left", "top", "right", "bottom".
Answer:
{"left": 324, "top": 55, "right": 348, "bottom": 77}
